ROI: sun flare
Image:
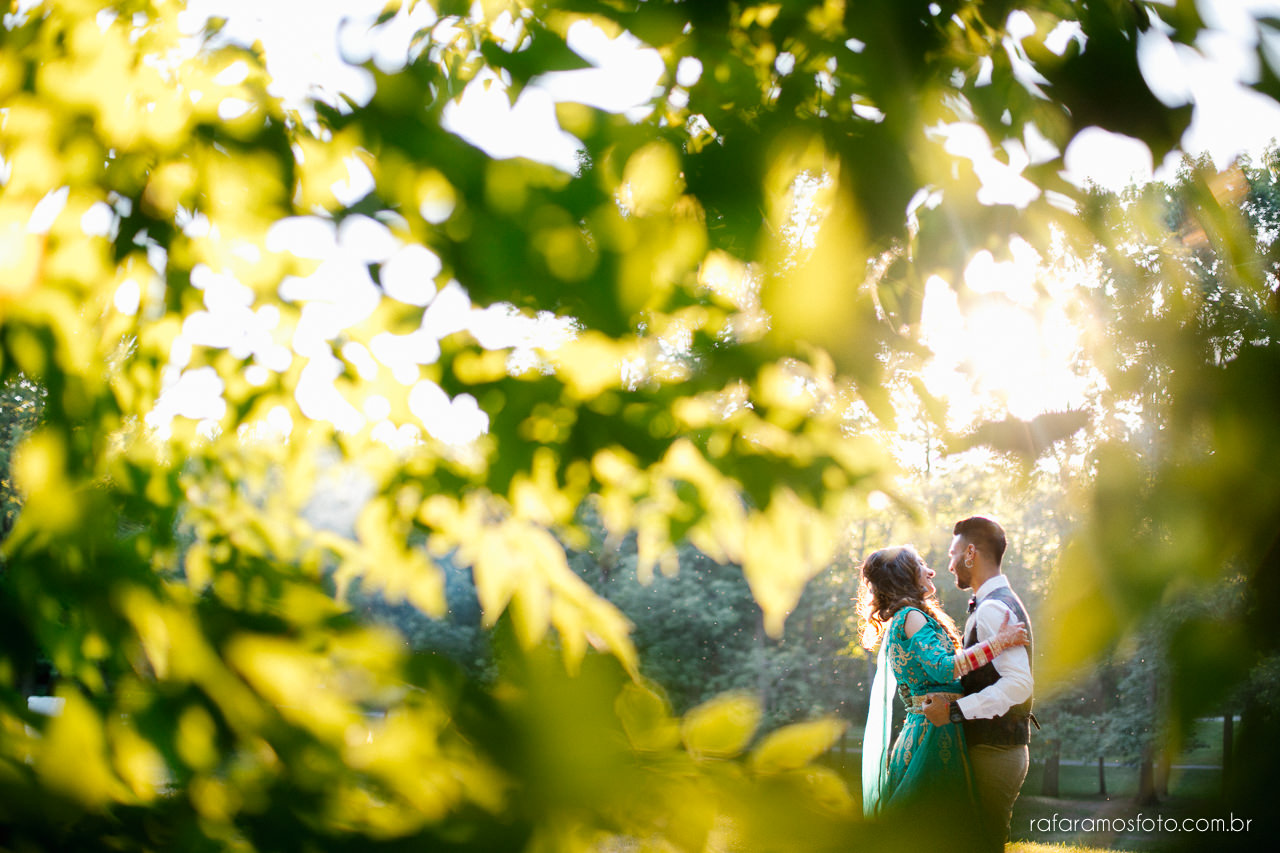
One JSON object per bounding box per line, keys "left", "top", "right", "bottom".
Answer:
{"left": 920, "top": 242, "right": 1090, "bottom": 429}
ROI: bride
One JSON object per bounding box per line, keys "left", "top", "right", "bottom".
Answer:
{"left": 858, "top": 545, "right": 1026, "bottom": 843}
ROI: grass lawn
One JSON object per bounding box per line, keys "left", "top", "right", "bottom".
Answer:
{"left": 1020, "top": 760, "right": 1221, "bottom": 800}
{"left": 1170, "top": 717, "right": 1235, "bottom": 767}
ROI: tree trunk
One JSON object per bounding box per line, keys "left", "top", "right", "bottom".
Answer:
{"left": 1097, "top": 755, "right": 1107, "bottom": 796}
{"left": 1137, "top": 671, "right": 1161, "bottom": 805}
{"left": 1136, "top": 744, "right": 1158, "bottom": 805}
{"left": 1155, "top": 748, "right": 1171, "bottom": 798}
{"left": 1223, "top": 712, "right": 1235, "bottom": 793}
{"left": 1041, "top": 738, "right": 1061, "bottom": 797}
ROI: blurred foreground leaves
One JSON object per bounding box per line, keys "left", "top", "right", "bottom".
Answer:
{"left": 2, "top": 0, "right": 1280, "bottom": 849}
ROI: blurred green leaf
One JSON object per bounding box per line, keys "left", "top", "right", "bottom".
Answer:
{"left": 681, "top": 691, "right": 761, "bottom": 759}
{"left": 749, "top": 716, "right": 846, "bottom": 774}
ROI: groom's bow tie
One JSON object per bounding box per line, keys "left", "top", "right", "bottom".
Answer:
{"left": 967, "top": 596, "right": 978, "bottom": 614}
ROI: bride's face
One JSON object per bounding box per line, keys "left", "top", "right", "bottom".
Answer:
{"left": 916, "top": 562, "right": 937, "bottom": 597}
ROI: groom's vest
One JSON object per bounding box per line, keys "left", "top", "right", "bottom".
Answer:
{"left": 961, "top": 585, "right": 1034, "bottom": 747}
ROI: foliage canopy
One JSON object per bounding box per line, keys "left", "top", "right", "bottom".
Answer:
{"left": 3, "top": 0, "right": 1280, "bottom": 849}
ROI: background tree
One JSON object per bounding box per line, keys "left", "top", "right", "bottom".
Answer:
{"left": 0, "top": 378, "right": 42, "bottom": 542}
{"left": 572, "top": 526, "right": 866, "bottom": 731}
{"left": 2, "top": 0, "right": 1280, "bottom": 850}
{"left": 1038, "top": 152, "right": 1280, "bottom": 831}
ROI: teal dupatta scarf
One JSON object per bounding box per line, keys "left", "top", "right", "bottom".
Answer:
{"left": 861, "top": 636, "right": 896, "bottom": 816}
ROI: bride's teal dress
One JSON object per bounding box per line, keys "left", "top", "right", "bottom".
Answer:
{"left": 864, "top": 606, "right": 980, "bottom": 833}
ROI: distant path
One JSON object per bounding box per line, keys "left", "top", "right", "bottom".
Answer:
{"left": 835, "top": 748, "right": 1219, "bottom": 771}
{"left": 1054, "top": 758, "right": 1219, "bottom": 770}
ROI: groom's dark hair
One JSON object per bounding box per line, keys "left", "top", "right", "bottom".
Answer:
{"left": 954, "top": 516, "right": 1007, "bottom": 565}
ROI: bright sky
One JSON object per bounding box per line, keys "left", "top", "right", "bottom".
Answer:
{"left": 146, "top": 0, "right": 1280, "bottom": 440}
{"left": 180, "top": 0, "right": 1280, "bottom": 190}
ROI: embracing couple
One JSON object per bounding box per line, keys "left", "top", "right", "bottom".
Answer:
{"left": 859, "top": 516, "right": 1034, "bottom": 852}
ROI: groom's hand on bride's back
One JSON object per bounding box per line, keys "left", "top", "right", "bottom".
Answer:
{"left": 921, "top": 694, "right": 951, "bottom": 727}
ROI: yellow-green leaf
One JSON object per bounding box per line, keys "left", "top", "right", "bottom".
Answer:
{"left": 615, "top": 682, "right": 680, "bottom": 752}
{"left": 749, "top": 717, "right": 846, "bottom": 774}
{"left": 680, "top": 691, "right": 760, "bottom": 760}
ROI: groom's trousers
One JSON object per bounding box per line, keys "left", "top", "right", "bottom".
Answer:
{"left": 970, "top": 743, "right": 1029, "bottom": 850}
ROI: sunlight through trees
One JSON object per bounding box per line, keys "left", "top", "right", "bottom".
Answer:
{"left": 2, "top": 1, "right": 1280, "bottom": 849}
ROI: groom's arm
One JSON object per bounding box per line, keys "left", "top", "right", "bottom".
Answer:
{"left": 952, "top": 600, "right": 1032, "bottom": 720}
{"left": 923, "top": 600, "right": 1033, "bottom": 727}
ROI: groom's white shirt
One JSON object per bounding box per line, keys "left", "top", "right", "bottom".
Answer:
{"left": 955, "top": 575, "right": 1033, "bottom": 720}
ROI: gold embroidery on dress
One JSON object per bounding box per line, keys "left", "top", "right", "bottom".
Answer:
{"left": 893, "top": 725, "right": 918, "bottom": 771}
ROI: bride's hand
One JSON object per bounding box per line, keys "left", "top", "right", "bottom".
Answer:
{"left": 921, "top": 694, "right": 950, "bottom": 727}
{"left": 994, "top": 610, "right": 1028, "bottom": 649}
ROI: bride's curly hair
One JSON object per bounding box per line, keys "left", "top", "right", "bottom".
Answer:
{"left": 856, "top": 545, "right": 961, "bottom": 651}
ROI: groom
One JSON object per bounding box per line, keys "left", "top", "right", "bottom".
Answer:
{"left": 922, "top": 516, "right": 1034, "bottom": 851}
